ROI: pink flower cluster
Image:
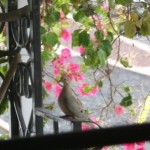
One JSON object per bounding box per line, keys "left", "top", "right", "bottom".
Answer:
{"left": 43, "top": 81, "right": 63, "bottom": 98}
{"left": 52, "top": 48, "right": 84, "bottom": 82}
{"left": 123, "top": 141, "right": 145, "bottom": 150}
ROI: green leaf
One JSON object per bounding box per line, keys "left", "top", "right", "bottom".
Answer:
{"left": 120, "top": 94, "right": 132, "bottom": 107}
{"left": 83, "top": 85, "right": 93, "bottom": 93}
{"left": 106, "top": 32, "right": 113, "bottom": 42}
{"left": 97, "top": 49, "right": 107, "bottom": 67}
{"left": 41, "top": 50, "right": 55, "bottom": 67}
{"left": 115, "top": 0, "right": 132, "bottom": 5}
{"left": 73, "top": 10, "right": 86, "bottom": 22}
{"left": 40, "top": 26, "right": 47, "bottom": 35}
{"left": 61, "top": 4, "right": 70, "bottom": 15}
{"left": 72, "top": 29, "right": 81, "bottom": 47}
{"left": 0, "top": 98, "right": 8, "bottom": 115}
{"left": 42, "top": 32, "right": 58, "bottom": 47}
{"left": 94, "top": 30, "right": 104, "bottom": 42}
{"left": 141, "top": 16, "right": 150, "bottom": 36}
{"left": 124, "top": 86, "right": 131, "bottom": 93}
{"left": 98, "top": 80, "right": 103, "bottom": 88}
{"left": 79, "top": 30, "right": 90, "bottom": 47}
{"left": 120, "top": 57, "right": 130, "bottom": 68}
{"left": 80, "top": 63, "right": 87, "bottom": 72}
{"left": 131, "top": 12, "right": 139, "bottom": 21}
{"left": 124, "top": 21, "right": 136, "bottom": 38}
{"left": 99, "top": 40, "right": 112, "bottom": 56}
{"left": 0, "top": 64, "right": 7, "bottom": 76}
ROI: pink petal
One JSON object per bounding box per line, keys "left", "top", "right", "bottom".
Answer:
{"left": 101, "top": 146, "right": 108, "bottom": 150}
{"left": 82, "top": 123, "right": 90, "bottom": 131}
{"left": 61, "top": 28, "right": 71, "bottom": 41}
{"left": 90, "top": 86, "right": 99, "bottom": 96}
{"left": 43, "top": 81, "right": 52, "bottom": 92}
{"left": 55, "top": 84, "right": 63, "bottom": 98}
{"left": 114, "top": 105, "right": 124, "bottom": 116}
{"left": 78, "top": 83, "right": 89, "bottom": 96}
{"left": 79, "top": 46, "right": 85, "bottom": 55}
{"left": 101, "top": 5, "right": 109, "bottom": 11}
{"left": 136, "top": 148, "right": 145, "bottom": 150}
{"left": 61, "top": 48, "right": 72, "bottom": 60}
{"left": 74, "top": 73, "right": 84, "bottom": 81}
{"left": 123, "top": 143, "right": 135, "bottom": 150}
{"left": 136, "top": 141, "right": 145, "bottom": 147}
{"left": 68, "top": 63, "right": 80, "bottom": 72}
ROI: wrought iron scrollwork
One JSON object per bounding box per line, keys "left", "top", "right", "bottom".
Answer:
{"left": 14, "top": 61, "right": 32, "bottom": 98}
{"left": 11, "top": 16, "right": 30, "bottom": 48}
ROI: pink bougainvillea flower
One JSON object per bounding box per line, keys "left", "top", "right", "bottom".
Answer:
{"left": 53, "top": 66, "right": 60, "bottom": 77}
{"left": 136, "top": 148, "right": 145, "bottom": 150}
{"left": 61, "top": 28, "right": 71, "bottom": 41}
{"left": 67, "top": 63, "right": 80, "bottom": 72}
{"left": 123, "top": 143, "right": 135, "bottom": 150}
{"left": 67, "top": 72, "right": 84, "bottom": 81}
{"left": 90, "top": 86, "right": 99, "bottom": 96}
{"left": 79, "top": 46, "right": 85, "bottom": 55}
{"left": 136, "top": 141, "right": 145, "bottom": 147}
{"left": 73, "top": 72, "right": 84, "bottom": 81}
{"left": 78, "top": 83, "right": 99, "bottom": 96}
{"left": 82, "top": 123, "right": 90, "bottom": 131}
{"left": 55, "top": 83, "right": 63, "bottom": 98}
{"left": 78, "top": 83, "right": 89, "bottom": 96}
{"left": 101, "top": 146, "right": 108, "bottom": 150}
{"left": 43, "top": 81, "right": 52, "bottom": 92}
{"left": 101, "top": 5, "right": 109, "bottom": 11}
{"left": 61, "top": 48, "right": 72, "bottom": 60}
{"left": 59, "top": 10, "right": 66, "bottom": 22}
{"left": 114, "top": 105, "right": 124, "bottom": 116}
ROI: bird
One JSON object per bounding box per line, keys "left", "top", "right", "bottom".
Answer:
{"left": 58, "top": 74, "right": 100, "bottom": 129}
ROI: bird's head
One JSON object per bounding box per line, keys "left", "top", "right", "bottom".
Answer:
{"left": 59, "top": 73, "right": 69, "bottom": 85}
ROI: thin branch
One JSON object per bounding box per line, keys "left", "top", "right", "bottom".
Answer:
{"left": 0, "top": 53, "right": 20, "bottom": 103}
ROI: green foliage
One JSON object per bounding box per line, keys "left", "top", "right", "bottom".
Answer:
{"left": 141, "top": 16, "right": 150, "bottom": 36}
{"left": 41, "top": 49, "right": 55, "bottom": 67}
{"left": 0, "top": 96, "right": 8, "bottom": 115}
{"left": 0, "top": 134, "right": 9, "bottom": 140}
{"left": 120, "top": 57, "right": 131, "bottom": 68}
{"left": 124, "top": 21, "right": 136, "bottom": 38}
{"left": 123, "top": 86, "right": 132, "bottom": 93}
{"left": 94, "top": 30, "right": 104, "bottom": 42}
{"left": 72, "top": 29, "right": 81, "bottom": 47}
{"left": 73, "top": 10, "right": 86, "bottom": 22}
{"left": 115, "top": 0, "right": 133, "bottom": 6}
{"left": 98, "top": 80, "right": 103, "bottom": 88}
{"left": 79, "top": 30, "right": 90, "bottom": 47}
{"left": 42, "top": 32, "right": 59, "bottom": 47}
{"left": 120, "top": 94, "right": 132, "bottom": 107}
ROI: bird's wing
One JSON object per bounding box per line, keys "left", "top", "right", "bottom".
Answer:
{"left": 65, "top": 88, "right": 89, "bottom": 121}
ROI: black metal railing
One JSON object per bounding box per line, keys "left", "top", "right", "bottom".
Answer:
{"left": 0, "top": 0, "right": 150, "bottom": 150}
{"left": 6, "top": 0, "right": 43, "bottom": 137}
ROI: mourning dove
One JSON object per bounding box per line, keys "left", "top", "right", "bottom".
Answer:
{"left": 58, "top": 74, "right": 100, "bottom": 129}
